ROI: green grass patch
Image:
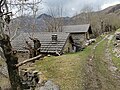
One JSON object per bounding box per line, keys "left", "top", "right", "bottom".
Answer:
{"left": 0, "top": 75, "right": 10, "bottom": 88}
{"left": 0, "top": 61, "right": 2, "bottom": 66}
{"left": 0, "top": 59, "right": 10, "bottom": 89}
{"left": 34, "top": 36, "right": 105, "bottom": 90}
{"left": 116, "top": 28, "right": 120, "bottom": 32}
{"left": 94, "top": 39, "right": 109, "bottom": 76}
{"left": 93, "top": 37, "right": 120, "bottom": 90}
{"left": 109, "top": 36, "right": 120, "bottom": 69}
{"left": 35, "top": 45, "right": 94, "bottom": 90}
{"left": 112, "top": 55, "right": 120, "bottom": 69}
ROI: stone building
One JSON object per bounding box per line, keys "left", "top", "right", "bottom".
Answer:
{"left": 63, "top": 24, "right": 92, "bottom": 51}
{"left": 11, "top": 32, "right": 75, "bottom": 56}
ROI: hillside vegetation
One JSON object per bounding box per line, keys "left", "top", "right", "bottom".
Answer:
{"left": 34, "top": 33, "right": 120, "bottom": 90}
{"left": 10, "top": 4, "right": 120, "bottom": 37}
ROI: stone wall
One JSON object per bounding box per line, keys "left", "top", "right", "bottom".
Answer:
{"left": 63, "top": 39, "right": 73, "bottom": 53}
{"left": 71, "top": 33, "right": 86, "bottom": 45}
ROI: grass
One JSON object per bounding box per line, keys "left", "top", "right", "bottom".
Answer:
{"left": 112, "top": 29, "right": 120, "bottom": 69}
{"left": 116, "top": 28, "right": 120, "bottom": 32}
{"left": 112, "top": 54, "right": 120, "bottom": 69}
{"left": 0, "top": 75, "right": 10, "bottom": 89}
{"left": 35, "top": 36, "right": 105, "bottom": 90}
{"left": 0, "top": 61, "right": 2, "bottom": 66}
{"left": 0, "top": 35, "right": 111, "bottom": 90}
{"left": 0, "top": 58, "right": 4, "bottom": 66}
{"left": 35, "top": 46, "right": 94, "bottom": 90}
{"left": 93, "top": 34, "right": 120, "bottom": 90}
{"left": 0, "top": 58, "right": 10, "bottom": 89}
{"left": 92, "top": 39, "right": 114, "bottom": 89}
{"left": 95, "top": 39, "right": 112, "bottom": 76}
{"left": 2, "top": 34, "right": 117, "bottom": 89}
{"left": 109, "top": 36, "right": 120, "bottom": 69}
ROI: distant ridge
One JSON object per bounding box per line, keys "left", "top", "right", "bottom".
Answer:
{"left": 37, "top": 13, "right": 52, "bottom": 19}
{"left": 100, "top": 4, "right": 120, "bottom": 14}
{"left": 9, "top": 4, "right": 120, "bottom": 35}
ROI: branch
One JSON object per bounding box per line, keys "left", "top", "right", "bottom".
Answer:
{"left": 2, "top": 0, "right": 9, "bottom": 16}
{"left": 16, "top": 54, "right": 43, "bottom": 67}
{"left": 29, "top": 37, "right": 34, "bottom": 40}
{"left": 7, "top": 0, "right": 42, "bottom": 6}
{"left": 0, "top": 0, "right": 4, "bottom": 5}
{"left": 0, "top": 0, "right": 6, "bottom": 7}
{"left": 10, "top": 28, "right": 18, "bottom": 41}
{"left": 0, "top": 12, "right": 12, "bottom": 17}
{"left": 55, "top": 51, "right": 60, "bottom": 56}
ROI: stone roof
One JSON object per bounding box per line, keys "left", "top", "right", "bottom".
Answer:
{"left": 11, "top": 32, "right": 70, "bottom": 54}
{"left": 63, "top": 24, "right": 92, "bottom": 33}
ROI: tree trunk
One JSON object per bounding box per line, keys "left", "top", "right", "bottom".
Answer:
{"left": 0, "top": 34, "right": 23, "bottom": 90}
{"left": 0, "top": 0, "right": 23, "bottom": 89}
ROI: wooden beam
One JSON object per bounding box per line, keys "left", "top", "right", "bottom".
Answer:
{"left": 16, "top": 54, "right": 43, "bottom": 67}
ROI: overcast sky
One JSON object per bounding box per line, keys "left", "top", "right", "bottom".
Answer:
{"left": 39, "top": 0, "right": 120, "bottom": 16}
{"left": 10, "top": 0, "right": 120, "bottom": 17}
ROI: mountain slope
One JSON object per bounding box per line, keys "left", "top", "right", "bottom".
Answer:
{"left": 100, "top": 4, "right": 120, "bottom": 15}
{"left": 37, "top": 13, "right": 52, "bottom": 19}
{"left": 9, "top": 3, "right": 120, "bottom": 36}
{"left": 72, "top": 4, "right": 120, "bottom": 19}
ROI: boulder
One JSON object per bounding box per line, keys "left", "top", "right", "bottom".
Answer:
{"left": 89, "top": 39, "right": 96, "bottom": 43}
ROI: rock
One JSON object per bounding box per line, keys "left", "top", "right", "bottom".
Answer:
{"left": 47, "top": 54, "right": 51, "bottom": 57}
{"left": 38, "top": 72, "right": 47, "bottom": 85}
{"left": 33, "top": 70, "right": 39, "bottom": 74}
{"left": 109, "top": 66, "right": 118, "bottom": 72}
{"left": 89, "top": 39, "right": 96, "bottom": 43}
{"left": 0, "top": 63, "right": 9, "bottom": 78}
{"left": 37, "top": 80, "right": 59, "bottom": 90}
{"left": 116, "top": 34, "right": 120, "bottom": 40}
{"left": 108, "top": 35, "right": 114, "bottom": 40}
{"left": 113, "top": 43, "right": 117, "bottom": 46}
{"left": 0, "top": 47, "right": 5, "bottom": 60}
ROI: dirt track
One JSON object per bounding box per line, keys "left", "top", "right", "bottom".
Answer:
{"left": 83, "top": 35, "right": 120, "bottom": 90}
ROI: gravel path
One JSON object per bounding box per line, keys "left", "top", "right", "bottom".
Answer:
{"left": 106, "top": 35, "right": 120, "bottom": 79}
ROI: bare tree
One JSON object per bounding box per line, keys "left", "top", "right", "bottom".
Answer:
{"left": 0, "top": 0, "right": 23, "bottom": 89}
{"left": 7, "top": 0, "right": 42, "bottom": 38}
{"left": 0, "top": 0, "right": 43, "bottom": 89}
{"left": 71, "top": 5, "right": 93, "bottom": 25}
{"left": 43, "top": 6, "right": 64, "bottom": 32}
{"left": 80, "top": 4, "right": 93, "bottom": 24}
